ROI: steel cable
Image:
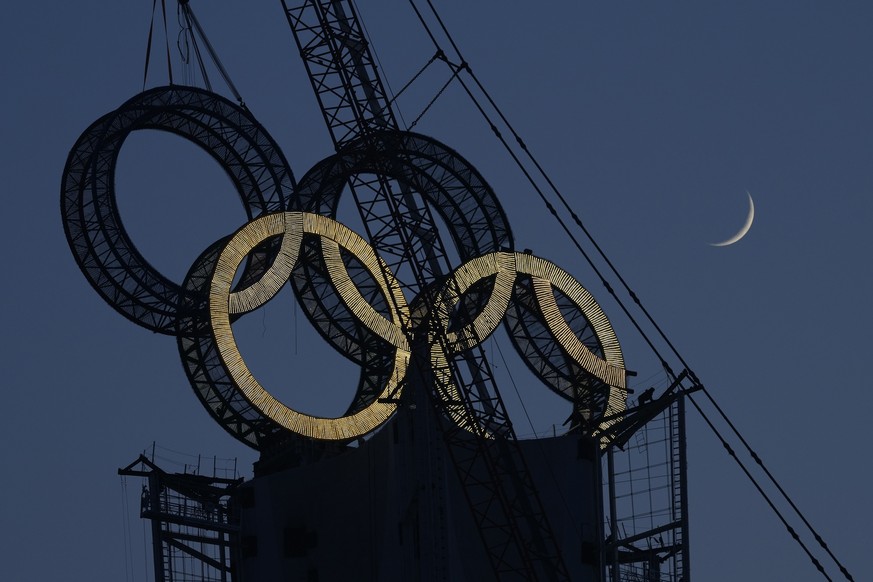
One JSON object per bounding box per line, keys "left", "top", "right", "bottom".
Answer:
{"left": 686, "top": 393, "right": 832, "bottom": 581}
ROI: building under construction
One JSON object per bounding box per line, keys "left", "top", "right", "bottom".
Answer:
{"left": 65, "top": 1, "right": 700, "bottom": 580}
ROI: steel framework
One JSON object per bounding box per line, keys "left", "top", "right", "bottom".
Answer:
{"left": 61, "top": 86, "right": 294, "bottom": 336}
{"left": 600, "top": 375, "right": 694, "bottom": 582}
{"left": 119, "top": 455, "right": 243, "bottom": 582}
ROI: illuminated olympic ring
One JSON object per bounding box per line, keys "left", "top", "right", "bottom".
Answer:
{"left": 61, "top": 86, "right": 295, "bottom": 334}
{"left": 428, "top": 252, "right": 626, "bottom": 438}
{"left": 192, "top": 211, "right": 624, "bottom": 441}
{"left": 205, "top": 212, "right": 410, "bottom": 441}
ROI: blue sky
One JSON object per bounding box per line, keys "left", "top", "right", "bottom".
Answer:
{"left": 1, "top": 2, "right": 871, "bottom": 581}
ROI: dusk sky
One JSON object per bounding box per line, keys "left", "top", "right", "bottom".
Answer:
{"left": 2, "top": 2, "right": 871, "bottom": 581}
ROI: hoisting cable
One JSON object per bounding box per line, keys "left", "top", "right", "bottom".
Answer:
{"left": 142, "top": 0, "right": 157, "bottom": 91}
{"left": 179, "top": 2, "right": 212, "bottom": 92}
{"left": 408, "top": 62, "right": 461, "bottom": 130}
{"left": 142, "top": 0, "right": 175, "bottom": 90}
{"left": 388, "top": 50, "right": 443, "bottom": 109}
{"left": 408, "top": 2, "right": 856, "bottom": 580}
{"left": 178, "top": 0, "right": 245, "bottom": 106}
{"left": 176, "top": 8, "right": 191, "bottom": 82}
{"left": 686, "top": 393, "right": 832, "bottom": 581}
{"left": 700, "top": 385, "right": 856, "bottom": 581}
{"left": 160, "top": 0, "right": 173, "bottom": 86}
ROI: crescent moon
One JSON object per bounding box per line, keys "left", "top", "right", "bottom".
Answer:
{"left": 710, "top": 191, "right": 754, "bottom": 247}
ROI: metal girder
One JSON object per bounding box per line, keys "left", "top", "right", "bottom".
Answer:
{"left": 119, "top": 455, "right": 242, "bottom": 582}
{"left": 283, "top": 0, "right": 396, "bottom": 148}
{"left": 62, "top": 86, "right": 294, "bottom": 334}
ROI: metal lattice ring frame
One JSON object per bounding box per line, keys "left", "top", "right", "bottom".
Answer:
{"left": 61, "top": 86, "right": 295, "bottom": 334}
{"left": 206, "top": 212, "right": 411, "bottom": 441}
{"left": 429, "top": 252, "right": 626, "bottom": 437}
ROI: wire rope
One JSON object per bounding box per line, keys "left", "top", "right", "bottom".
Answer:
{"left": 687, "top": 393, "right": 832, "bottom": 581}
{"left": 179, "top": 4, "right": 212, "bottom": 91}
{"left": 160, "top": 0, "right": 173, "bottom": 86}
{"left": 142, "top": 0, "right": 158, "bottom": 91}
{"left": 408, "top": 66, "right": 460, "bottom": 130}
{"left": 700, "top": 386, "right": 856, "bottom": 581}
{"left": 388, "top": 50, "right": 443, "bottom": 110}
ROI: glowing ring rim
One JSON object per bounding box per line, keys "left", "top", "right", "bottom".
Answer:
{"left": 429, "top": 251, "right": 626, "bottom": 436}
{"left": 209, "top": 212, "right": 410, "bottom": 441}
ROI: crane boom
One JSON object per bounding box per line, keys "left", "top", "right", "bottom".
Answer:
{"left": 282, "top": 1, "right": 571, "bottom": 579}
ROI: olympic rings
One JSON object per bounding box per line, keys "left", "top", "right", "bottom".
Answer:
{"left": 62, "top": 88, "right": 627, "bottom": 447}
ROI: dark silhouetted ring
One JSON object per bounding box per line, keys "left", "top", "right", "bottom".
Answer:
{"left": 61, "top": 85, "right": 295, "bottom": 334}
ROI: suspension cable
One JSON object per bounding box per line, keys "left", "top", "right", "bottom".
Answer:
{"left": 408, "top": 64, "right": 460, "bottom": 130}
{"left": 142, "top": 0, "right": 174, "bottom": 90}
{"left": 389, "top": 50, "right": 443, "bottom": 109}
{"left": 699, "top": 386, "right": 855, "bottom": 581}
{"left": 142, "top": 0, "right": 157, "bottom": 91}
{"left": 179, "top": 1, "right": 244, "bottom": 105}
{"left": 160, "top": 0, "right": 173, "bottom": 85}
{"left": 179, "top": 3, "right": 212, "bottom": 92}
{"left": 686, "top": 393, "right": 832, "bottom": 581}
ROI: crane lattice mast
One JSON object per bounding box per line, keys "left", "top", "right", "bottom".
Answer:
{"left": 283, "top": 1, "right": 571, "bottom": 579}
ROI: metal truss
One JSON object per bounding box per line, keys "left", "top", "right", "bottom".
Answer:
{"left": 119, "top": 455, "right": 243, "bottom": 582}
{"left": 283, "top": 0, "right": 397, "bottom": 147}
{"left": 600, "top": 377, "right": 694, "bottom": 582}
{"left": 177, "top": 237, "right": 289, "bottom": 448}
{"left": 61, "top": 85, "right": 294, "bottom": 334}
{"left": 283, "top": 2, "right": 574, "bottom": 578}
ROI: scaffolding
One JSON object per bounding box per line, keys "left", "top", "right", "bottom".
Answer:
{"left": 602, "top": 379, "right": 693, "bottom": 582}
{"left": 119, "top": 454, "right": 244, "bottom": 582}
